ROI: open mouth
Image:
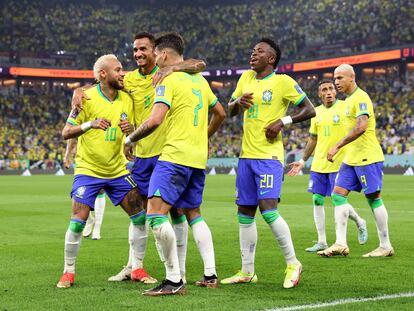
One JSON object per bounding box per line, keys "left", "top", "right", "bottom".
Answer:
{"left": 250, "top": 58, "right": 258, "bottom": 65}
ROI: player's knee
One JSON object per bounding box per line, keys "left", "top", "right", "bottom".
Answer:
{"left": 130, "top": 210, "right": 146, "bottom": 226}
{"left": 261, "top": 209, "right": 280, "bottom": 225}
{"left": 367, "top": 198, "right": 383, "bottom": 209}
{"left": 331, "top": 193, "right": 348, "bottom": 206}
{"left": 312, "top": 193, "right": 325, "bottom": 206}
{"left": 69, "top": 218, "right": 86, "bottom": 233}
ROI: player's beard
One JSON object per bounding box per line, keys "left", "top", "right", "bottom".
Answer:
{"left": 108, "top": 77, "right": 124, "bottom": 90}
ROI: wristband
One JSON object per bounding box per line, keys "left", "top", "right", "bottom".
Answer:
{"left": 299, "top": 159, "right": 306, "bottom": 166}
{"left": 125, "top": 136, "right": 133, "bottom": 146}
{"left": 80, "top": 121, "right": 92, "bottom": 132}
{"left": 280, "top": 116, "right": 293, "bottom": 126}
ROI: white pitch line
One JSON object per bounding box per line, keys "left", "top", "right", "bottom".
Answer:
{"left": 264, "top": 292, "right": 414, "bottom": 311}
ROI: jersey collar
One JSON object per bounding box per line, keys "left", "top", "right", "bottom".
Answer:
{"left": 254, "top": 71, "right": 275, "bottom": 81}
{"left": 97, "top": 84, "right": 118, "bottom": 104}
{"left": 347, "top": 86, "right": 359, "bottom": 98}
{"left": 138, "top": 65, "right": 159, "bottom": 77}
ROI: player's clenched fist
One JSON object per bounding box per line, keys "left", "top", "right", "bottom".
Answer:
{"left": 236, "top": 92, "right": 254, "bottom": 109}
{"left": 265, "top": 119, "right": 283, "bottom": 140}
{"left": 91, "top": 118, "right": 111, "bottom": 130}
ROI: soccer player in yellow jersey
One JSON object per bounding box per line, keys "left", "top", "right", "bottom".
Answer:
{"left": 221, "top": 38, "right": 315, "bottom": 289}
{"left": 288, "top": 79, "right": 367, "bottom": 252}
{"left": 125, "top": 32, "right": 226, "bottom": 296}
{"left": 56, "top": 54, "right": 146, "bottom": 289}
{"left": 318, "top": 64, "right": 394, "bottom": 258}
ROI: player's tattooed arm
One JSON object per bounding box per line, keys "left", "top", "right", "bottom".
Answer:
{"left": 126, "top": 103, "right": 169, "bottom": 144}
{"left": 152, "top": 59, "right": 206, "bottom": 86}
{"left": 208, "top": 102, "right": 226, "bottom": 138}
{"left": 71, "top": 84, "right": 94, "bottom": 111}
{"left": 228, "top": 92, "right": 254, "bottom": 117}
{"left": 327, "top": 115, "right": 368, "bottom": 162}
{"left": 265, "top": 97, "right": 315, "bottom": 140}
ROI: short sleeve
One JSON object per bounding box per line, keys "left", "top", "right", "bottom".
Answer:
{"left": 281, "top": 75, "right": 306, "bottom": 106}
{"left": 355, "top": 95, "right": 372, "bottom": 118}
{"left": 230, "top": 71, "right": 247, "bottom": 100}
{"left": 154, "top": 77, "right": 173, "bottom": 108}
{"left": 66, "top": 101, "right": 87, "bottom": 125}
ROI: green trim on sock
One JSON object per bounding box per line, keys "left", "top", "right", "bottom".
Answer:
{"left": 368, "top": 198, "right": 383, "bottom": 209}
{"left": 147, "top": 216, "right": 169, "bottom": 229}
{"left": 312, "top": 193, "right": 325, "bottom": 206}
{"left": 171, "top": 214, "right": 186, "bottom": 224}
{"left": 131, "top": 214, "right": 146, "bottom": 225}
{"left": 238, "top": 214, "right": 255, "bottom": 225}
{"left": 332, "top": 193, "right": 348, "bottom": 206}
{"left": 261, "top": 210, "right": 280, "bottom": 225}
{"left": 69, "top": 220, "right": 85, "bottom": 233}
{"left": 189, "top": 216, "right": 203, "bottom": 226}
{"left": 96, "top": 193, "right": 105, "bottom": 198}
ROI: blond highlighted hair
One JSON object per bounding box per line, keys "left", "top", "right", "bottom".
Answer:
{"left": 93, "top": 54, "right": 119, "bottom": 81}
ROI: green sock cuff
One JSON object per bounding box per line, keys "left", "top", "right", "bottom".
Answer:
{"left": 146, "top": 215, "right": 169, "bottom": 229}
{"left": 96, "top": 193, "right": 105, "bottom": 198}
{"left": 130, "top": 210, "right": 146, "bottom": 225}
{"left": 332, "top": 193, "right": 348, "bottom": 206}
{"left": 312, "top": 193, "right": 325, "bottom": 206}
{"left": 238, "top": 214, "right": 255, "bottom": 225}
{"left": 368, "top": 198, "right": 383, "bottom": 209}
{"left": 171, "top": 214, "right": 187, "bottom": 224}
{"left": 69, "top": 219, "right": 86, "bottom": 233}
{"left": 189, "top": 216, "right": 203, "bottom": 226}
{"left": 261, "top": 209, "right": 280, "bottom": 225}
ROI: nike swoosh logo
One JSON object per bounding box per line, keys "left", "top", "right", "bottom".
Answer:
{"left": 172, "top": 285, "right": 184, "bottom": 293}
{"left": 260, "top": 190, "right": 271, "bottom": 195}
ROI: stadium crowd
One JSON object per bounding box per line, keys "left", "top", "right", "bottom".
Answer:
{"left": 1, "top": 0, "right": 413, "bottom": 67}
{"left": 1, "top": 71, "right": 413, "bottom": 170}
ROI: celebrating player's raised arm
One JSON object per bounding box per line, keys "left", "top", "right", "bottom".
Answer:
{"left": 152, "top": 58, "right": 206, "bottom": 86}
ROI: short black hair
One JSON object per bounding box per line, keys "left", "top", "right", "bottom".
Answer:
{"left": 135, "top": 32, "right": 155, "bottom": 45}
{"left": 154, "top": 32, "right": 185, "bottom": 56}
{"left": 259, "top": 38, "right": 281, "bottom": 69}
{"left": 318, "top": 79, "right": 334, "bottom": 87}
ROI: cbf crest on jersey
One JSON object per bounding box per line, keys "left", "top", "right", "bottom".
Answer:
{"left": 333, "top": 114, "right": 340, "bottom": 125}
{"left": 156, "top": 85, "right": 165, "bottom": 96}
{"left": 75, "top": 186, "right": 86, "bottom": 199}
{"left": 120, "top": 112, "right": 128, "bottom": 120}
{"left": 359, "top": 103, "right": 367, "bottom": 111}
{"left": 294, "top": 84, "right": 304, "bottom": 94}
{"left": 262, "top": 89, "right": 272, "bottom": 105}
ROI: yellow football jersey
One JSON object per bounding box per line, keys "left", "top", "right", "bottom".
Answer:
{"left": 124, "top": 66, "right": 167, "bottom": 158}
{"left": 67, "top": 84, "right": 133, "bottom": 178}
{"left": 231, "top": 70, "right": 306, "bottom": 163}
{"left": 154, "top": 72, "right": 218, "bottom": 169}
{"left": 309, "top": 100, "right": 347, "bottom": 173}
{"left": 342, "top": 87, "right": 384, "bottom": 166}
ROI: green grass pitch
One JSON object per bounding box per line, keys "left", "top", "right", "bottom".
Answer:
{"left": 0, "top": 175, "right": 413, "bottom": 310}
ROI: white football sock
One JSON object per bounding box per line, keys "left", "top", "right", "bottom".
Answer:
{"left": 129, "top": 222, "right": 147, "bottom": 270}
{"left": 334, "top": 204, "right": 349, "bottom": 246}
{"left": 191, "top": 220, "right": 216, "bottom": 277}
{"left": 240, "top": 222, "right": 257, "bottom": 274}
{"left": 372, "top": 204, "right": 392, "bottom": 249}
{"left": 83, "top": 213, "right": 94, "bottom": 237}
{"left": 313, "top": 205, "right": 326, "bottom": 244}
{"left": 64, "top": 229, "right": 82, "bottom": 273}
{"left": 172, "top": 221, "right": 188, "bottom": 278}
{"left": 269, "top": 216, "right": 299, "bottom": 265}
{"left": 92, "top": 195, "right": 105, "bottom": 238}
{"left": 152, "top": 222, "right": 181, "bottom": 283}
{"left": 348, "top": 204, "right": 364, "bottom": 227}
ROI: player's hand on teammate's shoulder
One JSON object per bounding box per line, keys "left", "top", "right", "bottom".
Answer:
{"left": 237, "top": 92, "right": 254, "bottom": 109}
{"left": 265, "top": 119, "right": 283, "bottom": 140}
{"left": 71, "top": 86, "right": 92, "bottom": 111}
{"left": 91, "top": 118, "right": 111, "bottom": 130}
{"left": 124, "top": 144, "right": 135, "bottom": 161}
{"left": 287, "top": 161, "right": 304, "bottom": 176}
{"left": 152, "top": 66, "right": 174, "bottom": 87}
{"left": 119, "top": 120, "right": 133, "bottom": 135}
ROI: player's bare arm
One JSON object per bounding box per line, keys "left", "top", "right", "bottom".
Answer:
{"left": 288, "top": 134, "right": 317, "bottom": 176}
{"left": 228, "top": 92, "right": 254, "bottom": 117}
{"left": 71, "top": 84, "right": 93, "bottom": 111}
{"left": 125, "top": 103, "right": 169, "bottom": 144}
{"left": 63, "top": 139, "right": 78, "bottom": 169}
{"left": 327, "top": 114, "right": 368, "bottom": 162}
{"left": 208, "top": 102, "right": 226, "bottom": 138}
{"left": 62, "top": 118, "right": 111, "bottom": 140}
{"left": 265, "top": 97, "right": 316, "bottom": 140}
{"left": 152, "top": 59, "right": 207, "bottom": 86}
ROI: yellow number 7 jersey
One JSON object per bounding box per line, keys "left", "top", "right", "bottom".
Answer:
{"left": 66, "top": 84, "right": 134, "bottom": 178}
{"left": 153, "top": 72, "right": 218, "bottom": 169}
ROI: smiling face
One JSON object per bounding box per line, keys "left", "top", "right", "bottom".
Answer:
{"left": 249, "top": 42, "right": 276, "bottom": 73}
{"left": 102, "top": 58, "right": 125, "bottom": 90}
{"left": 133, "top": 37, "right": 156, "bottom": 70}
